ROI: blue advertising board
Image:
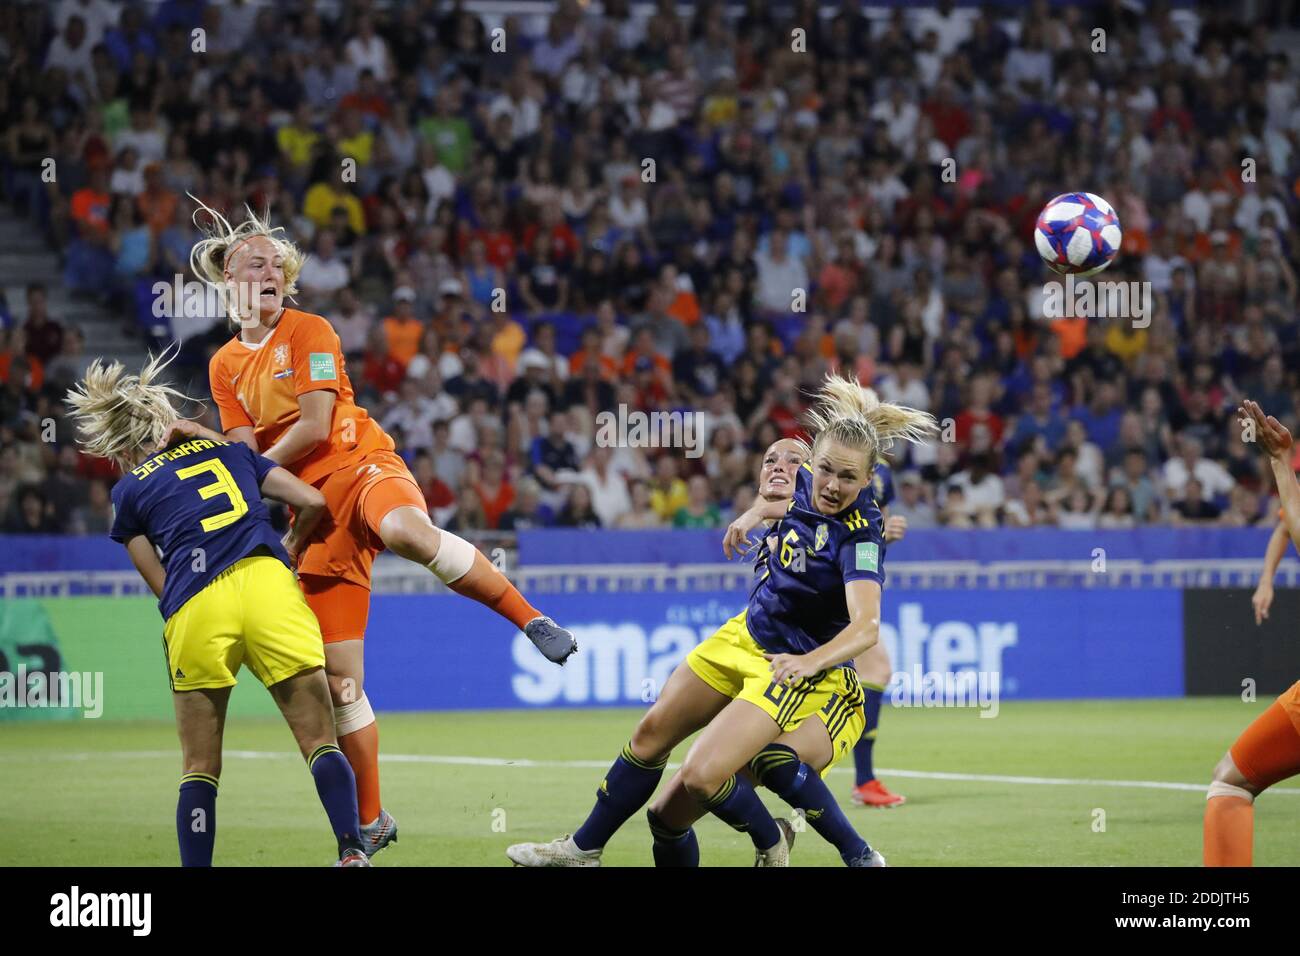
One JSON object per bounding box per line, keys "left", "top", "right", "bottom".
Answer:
{"left": 359, "top": 587, "right": 1184, "bottom": 711}
{"left": 0, "top": 528, "right": 1277, "bottom": 573}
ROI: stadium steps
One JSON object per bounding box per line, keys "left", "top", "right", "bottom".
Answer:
{"left": 0, "top": 206, "right": 146, "bottom": 368}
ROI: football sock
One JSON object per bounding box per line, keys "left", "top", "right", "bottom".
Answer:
{"left": 853, "top": 684, "right": 885, "bottom": 785}
{"left": 1204, "top": 783, "right": 1254, "bottom": 866}
{"left": 704, "top": 773, "right": 782, "bottom": 850}
{"left": 309, "top": 744, "right": 363, "bottom": 852}
{"left": 752, "top": 743, "right": 870, "bottom": 864}
{"left": 337, "top": 721, "right": 382, "bottom": 826}
{"left": 176, "top": 773, "right": 218, "bottom": 867}
{"left": 647, "top": 809, "right": 700, "bottom": 867}
{"left": 573, "top": 742, "right": 667, "bottom": 852}
{"left": 444, "top": 548, "right": 542, "bottom": 630}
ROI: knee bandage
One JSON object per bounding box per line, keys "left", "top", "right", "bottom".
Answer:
{"left": 334, "top": 693, "right": 375, "bottom": 736}
{"left": 1206, "top": 780, "right": 1255, "bottom": 803}
{"left": 426, "top": 529, "right": 477, "bottom": 584}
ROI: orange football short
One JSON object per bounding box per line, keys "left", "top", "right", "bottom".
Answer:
{"left": 297, "top": 449, "right": 426, "bottom": 643}
{"left": 1229, "top": 680, "right": 1300, "bottom": 790}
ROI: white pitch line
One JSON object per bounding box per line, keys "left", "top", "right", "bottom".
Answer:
{"left": 9, "top": 748, "right": 1300, "bottom": 795}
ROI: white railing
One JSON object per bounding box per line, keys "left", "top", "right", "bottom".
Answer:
{"left": 4, "top": 558, "right": 1298, "bottom": 598}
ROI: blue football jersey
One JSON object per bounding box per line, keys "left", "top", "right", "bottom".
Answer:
{"left": 871, "top": 462, "right": 895, "bottom": 509}
{"left": 746, "top": 462, "right": 886, "bottom": 659}
{"left": 110, "top": 438, "right": 290, "bottom": 619}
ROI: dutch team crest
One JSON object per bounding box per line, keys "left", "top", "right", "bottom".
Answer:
{"left": 274, "top": 344, "right": 290, "bottom": 366}
{"left": 814, "top": 523, "right": 828, "bottom": 552}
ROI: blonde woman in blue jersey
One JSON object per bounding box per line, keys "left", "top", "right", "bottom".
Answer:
{"left": 645, "top": 375, "right": 935, "bottom": 865}
{"left": 65, "top": 353, "right": 370, "bottom": 867}
{"left": 507, "top": 375, "right": 934, "bottom": 866}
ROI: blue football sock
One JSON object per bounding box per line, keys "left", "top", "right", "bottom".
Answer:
{"left": 752, "top": 743, "right": 869, "bottom": 865}
{"left": 177, "top": 773, "right": 218, "bottom": 867}
{"left": 704, "top": 773, "right": 782, "bottom": 850}
{"left": 853, "top": 685, "right": 885, "bottom": 785}
{"left": 573, "top": 742, "right": 667, "bottom": 852}
{"left": 647, "top": 809, "right": 700, "bottom": 867}
{"left": 309, "top": 744, "right": 363, "bottom": 853}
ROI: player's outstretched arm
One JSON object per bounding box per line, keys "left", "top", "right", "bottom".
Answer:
{"left": 124, "top": 535, "right": 165, "bottom": 599}
{"left": 1253, "top": 521, "right": 1289, "bottom": 625}
{"left": 156, "top": 418, "right": 237, "bottom": 449}
{"left": 723, "top": 494, "right": 791, "bottom": 559}
{"left": 1241, "top": 400, "right": 1300, "bottom": 548}
{"left": 260, "top": 465, "right": 327, "bottom": 566}
{"left": 157, "top": 419, "right": 260, "bottom": 453}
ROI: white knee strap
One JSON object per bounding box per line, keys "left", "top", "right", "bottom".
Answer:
{"left": 335, "top": 693, "right": 375, "bottom": 737}
{"left": 1207, "top": 780, "right": 1255, "bottom": 803}
{"left": 427, "top": 528, "right": 477, "bottom": 584}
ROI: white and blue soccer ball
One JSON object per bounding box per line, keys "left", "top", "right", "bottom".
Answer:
{"left": 1034, "top": 192, "right": 1122, "bottom": 277}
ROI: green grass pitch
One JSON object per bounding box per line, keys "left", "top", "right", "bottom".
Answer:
{"left": 3, "top": 698, "right": 1297, "bottom": 866}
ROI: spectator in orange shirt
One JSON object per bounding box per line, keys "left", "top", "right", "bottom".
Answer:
{"left": 816, "top": 236, "right": 859, "bottom": 312}
{"left": 488, "top": 308, "right": 526, "bottom": 371}
{"left": 0, "top": 329, "right": 44, "bottom": 393}
{"left": 382, "top": 285, "right": 424, "bottom": 367}
{"left": 70, "top": 167, "right": 112, "bottom": 241}
{"left": 473, "top": 447, "right": 515, "bottom": 529}
{"left": 1050, "top": 315, "right": 1088, "bottom": 360}
{"left": 659, "top": 263, "right": 701, "bottom": 326}
{"left": 621, "top": 326, "right": 672, "bottom": 382}
{"left": 136, "top": 162, "right": 178, "bottom": 237}
{"left": 569, "top": 327, "right": 619, "bottom": 379}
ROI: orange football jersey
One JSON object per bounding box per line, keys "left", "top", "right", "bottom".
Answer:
{"left": 209, "top": 308, "right": 394, "bottom": 486}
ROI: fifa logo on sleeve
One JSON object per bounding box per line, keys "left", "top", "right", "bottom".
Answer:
{"left": 855, "top": 542, "right": 879, "bottom": 572}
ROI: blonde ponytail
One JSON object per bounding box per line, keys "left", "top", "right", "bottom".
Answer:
{"left": 803, "top": 373, "right": 937, "bottom": 471}
{"left": 64, "top": 347, "right": 195, "bottom": 469}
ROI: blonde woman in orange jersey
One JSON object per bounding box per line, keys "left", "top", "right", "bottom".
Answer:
{"left": 170, "top": 202, "right": 577, "bottom": 857}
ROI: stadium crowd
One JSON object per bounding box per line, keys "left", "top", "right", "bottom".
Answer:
{"left": 1, "top": 0, "right": 1299, "bottom": 535}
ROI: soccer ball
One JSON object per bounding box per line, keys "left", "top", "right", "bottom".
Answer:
{"left": 1034, "top": 192, "right": 1122, "bottom": 277}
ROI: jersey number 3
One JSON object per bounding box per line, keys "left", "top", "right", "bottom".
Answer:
{"left": 176, "top": 459, "right": 250, "bottom": 532}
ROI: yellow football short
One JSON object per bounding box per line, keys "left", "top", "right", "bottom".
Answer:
{"left": 686, "top": 611, "right": 866, "bottom": 775}
{"left": 162, "top": 554, "right": 325, "bottom": 691}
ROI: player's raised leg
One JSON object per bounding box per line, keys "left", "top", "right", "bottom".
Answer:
{"left": 851, "top": 645, "right": 905, "bottom": 807}
{"left": 505, "top": 662, "right": 730, "bottom": 866}
{"left": 269, "top": 666, "right": 368, "bottom": 866}
{"left": 172, "top": 687, "right": 230, "bottom": 867}
{"left": 376, "top": 496, "right": 576, "bottom": 664}
{"left": 1204, "top": 693, "right": 1300, "bottom": 866}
